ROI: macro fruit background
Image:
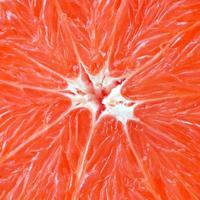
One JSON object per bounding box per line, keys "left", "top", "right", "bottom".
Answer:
{"left": 0, "top": 0, "right": 200, "bottom": 199}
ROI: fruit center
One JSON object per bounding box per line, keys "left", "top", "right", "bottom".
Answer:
{"left": 64, "top": 67, "right": 138, "bottom": 123}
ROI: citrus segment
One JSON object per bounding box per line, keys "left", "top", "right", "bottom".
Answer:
{"left": 74, "top": 117, "right": 156, "bottom": 200}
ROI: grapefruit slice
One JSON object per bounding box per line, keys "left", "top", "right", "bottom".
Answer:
{"left": 0, "top": 0, "right": 200, "bottom": 199}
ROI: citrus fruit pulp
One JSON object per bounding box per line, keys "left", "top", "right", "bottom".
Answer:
{"left": 0, "top": 0, "right": 200, "bottom": 199}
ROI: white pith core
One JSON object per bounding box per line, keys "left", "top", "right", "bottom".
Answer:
{"left": 64, "top": 67, "right": 140, "bottom": 125}
{"left": 102, "top": 84, "right": 140, "bottom": 124}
